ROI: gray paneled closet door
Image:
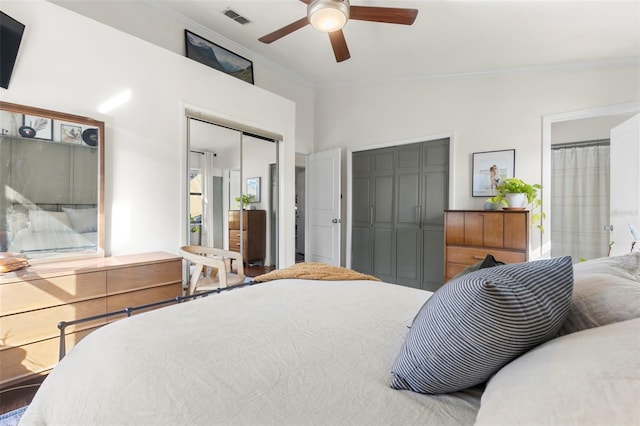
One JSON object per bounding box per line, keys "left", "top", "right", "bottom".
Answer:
{"left": 352, "top": 153, "right": 372, "bottom": 274}
{"left": 421, "top": 139, "right": 449, "bottom": 291}
{"left": 351, "top": 138, "right": 449, "bottom": 291}
{"left": 395, "top": 143, "right": 422, "bottom": 288}
{"left": 372, "top": 148, "right": 395, "bottom": 283}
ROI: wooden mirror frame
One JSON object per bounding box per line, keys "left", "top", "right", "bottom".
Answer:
{"left": 0, "top": 101, "right": 105, "bottom": 262}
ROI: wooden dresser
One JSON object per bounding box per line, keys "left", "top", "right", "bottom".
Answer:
{"left": 228, "top": 210, "right": 266, "bottom": 265}
{"left": 0, "top": 252, "right": 182, "bottom": 388}
{"left": 444, "top": 210, "right": 529, "bottom": 281}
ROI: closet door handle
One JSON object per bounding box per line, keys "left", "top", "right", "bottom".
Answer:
{"left": 369, "top": 206, "right": 374, "bottom": 226}
{"left": 416, "top": 205, "right": 422, "bottom": 227}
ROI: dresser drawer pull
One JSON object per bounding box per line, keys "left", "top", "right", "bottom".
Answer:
{"left": 472, "top": 255, "right": 485, "bottom": 260}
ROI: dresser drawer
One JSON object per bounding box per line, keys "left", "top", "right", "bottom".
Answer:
{"left": 445, "top": 263, "right": 467, "bottom": 282}
{"left": 444, "top": 247, "right": 527, "bottom": 282}
{"left": 0, "top": 271, "right": 106, "bottom": 316}
{"left": 0, "top": 298, "right": 106, "bottom": 347}
{"left": 229, "top": 231, "right": 249, "bottom": 241}
{"left": 106, "top": 283, "right": 182, "bottom": 321}
{"left": 229, "top": 233, "right": 249, "bottom": 252}
{"left": 228, "top": 236, "right": 242, "bottom": 252}
{"left": 446, "top": 246, "right": 526, "bottom": 266}
{"left": 107, "top": 260, "right": 182, "bottom": 295}
{"left": 0, "top": 329, "right": 96, "bottom": 387}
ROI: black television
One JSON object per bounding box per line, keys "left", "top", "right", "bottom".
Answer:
{"left": 0, "top": 11, "right": 25, "bottom": 89}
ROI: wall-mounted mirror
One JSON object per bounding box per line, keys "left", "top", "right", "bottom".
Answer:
{"left": 0, "top": 101, "right": 104, "bottom": 262}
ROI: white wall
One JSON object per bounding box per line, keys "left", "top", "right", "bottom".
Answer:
{"left": 47, "top": 0, "right": 316, "bottom": 156}
{"left": 1, "top": 1, "right": 297, "bottom": 265}
{"left": 551, "top": 114, "right": 634, "bottom": 143}
{"left": 242, "top": 138, "right": 276, "bottom": 212}
{"left": 315, "top": 66, "right": 640, "bottom": 256}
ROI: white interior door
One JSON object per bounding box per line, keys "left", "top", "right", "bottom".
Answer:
{"left": 307, "top": 148, "right": 341, "bottom": 265}
{"left": 609, "top": 113, "right": 640, "bottom": 256}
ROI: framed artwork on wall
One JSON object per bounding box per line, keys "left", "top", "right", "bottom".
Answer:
{"left": 246, "top": 177, "right": 261, "bottom": 202}
{"left": 472, "top": 149, "right": 515, "bottom": 197}
{"left": 21, "top": 114, "right": 53, "bottom": 140}
{"left": 184, "top": 29, "right": 254, "bottom": 85}
{"left": 60, "top": 123, "right": 82, "bottom": 144}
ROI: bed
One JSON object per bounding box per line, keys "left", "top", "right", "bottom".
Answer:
{"left": 6, "top": 205, "right": 97, "bottom": 258}
{"left": 19, "top": 254, "right": 640, "bottom": 425}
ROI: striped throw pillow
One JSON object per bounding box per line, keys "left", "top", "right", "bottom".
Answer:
{"left": 390, "top": 256, "right": 574, "bottom": 394}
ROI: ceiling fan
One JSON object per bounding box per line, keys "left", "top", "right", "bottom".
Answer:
{"left": 258, "top": 0, "right": 418, "bottom": 63}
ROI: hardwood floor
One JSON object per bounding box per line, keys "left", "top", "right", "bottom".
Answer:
{"left": 241, "top": 251, "right": 304, "bottom": 278}
{"left": 244, "top": 263, "right": 275, "bottom": 278}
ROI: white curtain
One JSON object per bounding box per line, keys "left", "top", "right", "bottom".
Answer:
{"left": 202, "top": 152, "right": 217, "bottom": 248}
{"left": 551, "top": 143, "right": 610, "bottom": 262}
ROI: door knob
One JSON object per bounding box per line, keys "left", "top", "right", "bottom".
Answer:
{"left": 332, "top": 218, "right": 340, "bottom": 224}
{"left": 604, "top": 225, "right": 613, "bottom": 231}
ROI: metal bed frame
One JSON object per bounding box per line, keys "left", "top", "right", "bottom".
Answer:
{"left": 56, "top": 281, "right": 255, "bottom": 361}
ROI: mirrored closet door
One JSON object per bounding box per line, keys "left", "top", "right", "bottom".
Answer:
{"left": 186, "top": 115, "right": 279, "bottom": 272}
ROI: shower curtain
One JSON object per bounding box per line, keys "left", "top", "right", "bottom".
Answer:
{"left": 551, "top": 143, "right": 610, "bottom": 261}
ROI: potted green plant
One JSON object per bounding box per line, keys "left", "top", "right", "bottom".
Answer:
{"left": 487, "top": 177, "right": 545, "bottom": 232}
{"left": 235, "top": 194, "right": 254, "bottom": 209}
{"left": 189, "top": 215, "right": 201, "bottom": 245}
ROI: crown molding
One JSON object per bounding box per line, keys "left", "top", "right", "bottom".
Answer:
{"left": 320, "top": 57, "right": 640, "bottom": 89}
{"left": 143, "top": 1, "right": 638, "bottom": 90}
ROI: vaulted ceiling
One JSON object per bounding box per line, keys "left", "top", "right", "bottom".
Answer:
{"left": 51, "top": 0, "right": 639, "bottom": 87}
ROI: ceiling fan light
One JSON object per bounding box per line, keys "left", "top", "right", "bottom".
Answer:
{"left": 308, "top": 0, "right": 349, "bottom": 33}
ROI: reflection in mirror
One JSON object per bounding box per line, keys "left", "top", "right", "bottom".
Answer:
{"left": 0, "top": 102, "right": 104, "bottom": 262}
{"left": 242, "top": 135, "right": 278, "bottom": 269}
{"left": 186, "top": 117, "right": 279, "bottom": 273}
{"left": 188, "top": 119, "right": 240, "bottom": 251}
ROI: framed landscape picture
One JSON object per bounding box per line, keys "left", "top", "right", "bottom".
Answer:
{"left": 184, "top": 30, "right": 254, "bottom": 84}
{"left": 472, "top": 149, "right": 515, "bottom": 197}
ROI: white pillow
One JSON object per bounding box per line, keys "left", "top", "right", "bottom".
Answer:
{"left": 475, "top": 318, "right": 640, "bottom": 426}
{"left": 63, "top": 207, "right": 97, "bottom": 233}
{"left": 28, "top": 210, "right": 73, "bottom": 233}
{"left": 558, "top": 253, "right": 640, "bottom": 335}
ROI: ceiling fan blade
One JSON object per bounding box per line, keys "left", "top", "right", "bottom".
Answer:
{"left": 258, "top": 16, "right": 309, "bottom": 44}
{"left": 328, "top": 30, "right": 351, "bottom": 62}
{"left": 350, "top": 6, "right": 418, "bottom": 25}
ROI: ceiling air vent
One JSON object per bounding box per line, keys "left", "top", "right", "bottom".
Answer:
{"left": 223, "top": 8, "right": 251, "bottom": 25}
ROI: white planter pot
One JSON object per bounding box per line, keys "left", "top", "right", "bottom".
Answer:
{"left": 190, "top": 228, "right": 201, "bottom": 246}
{"left": 505, "top": 193, "right": 526, "bottom": 208}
